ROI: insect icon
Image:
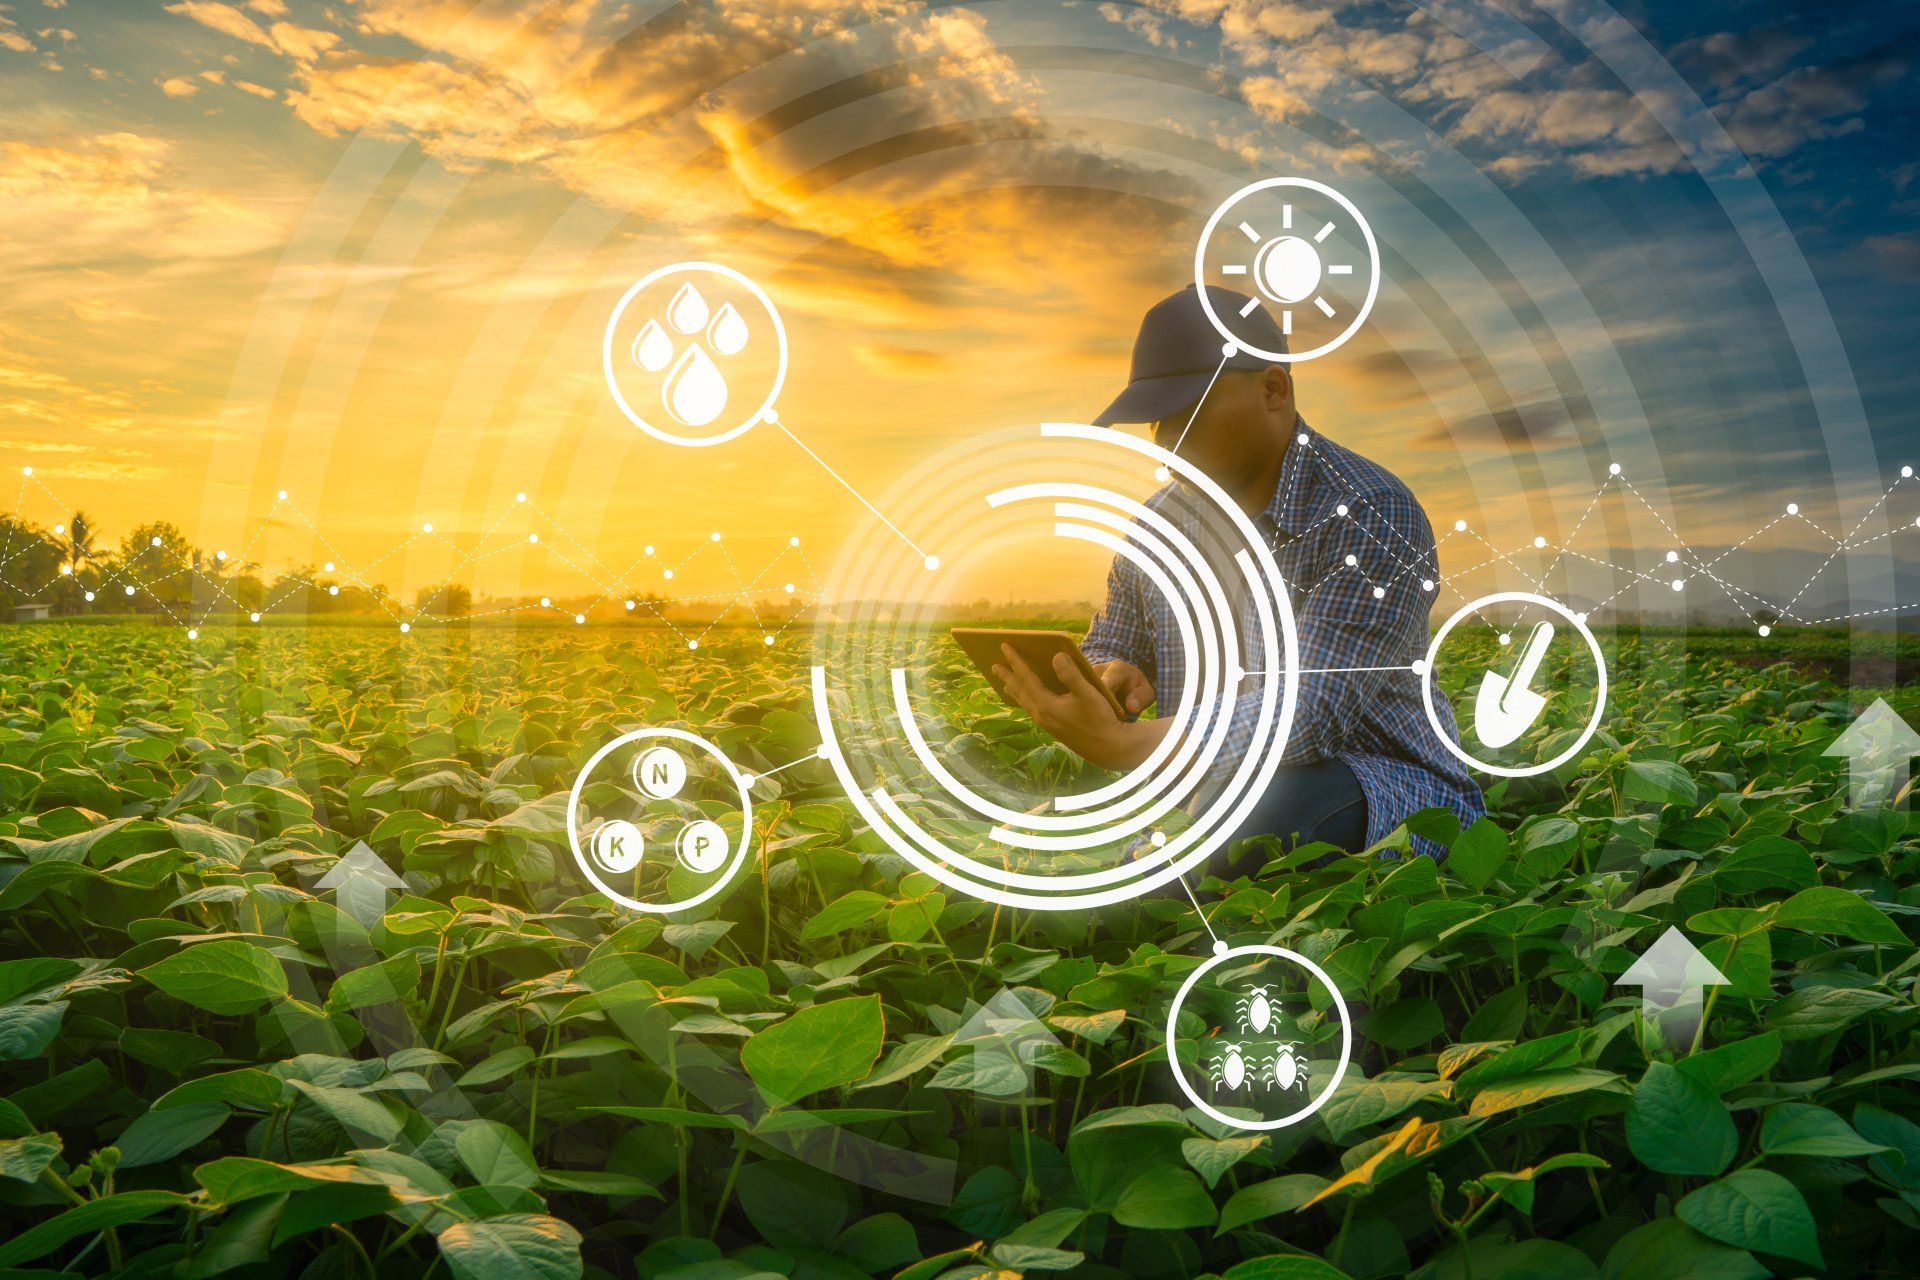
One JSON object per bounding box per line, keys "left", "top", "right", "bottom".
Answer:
{"left": 1267, "top": 1041, "right": 1308, "bottom": 1092}
{"left": 1207, "top": 1042, "right": 1250, "bottom": 1091}
{"left": 1238, "top": 986, "right": 1274, "bottom": 1035}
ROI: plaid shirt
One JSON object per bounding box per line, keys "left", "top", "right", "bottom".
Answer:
{"left": 1083, "top": 420, "right": 1483, "bottom": 854}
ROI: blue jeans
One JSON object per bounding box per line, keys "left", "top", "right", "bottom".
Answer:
{"left": 1217, "top": 756, "right": 1368, "bottom": 867}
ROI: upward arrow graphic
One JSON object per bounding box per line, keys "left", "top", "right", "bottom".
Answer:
{"left": 314, "top": 840, "right": 407, "bottom": 928}
{"left": 1824, "top": 698, "right": 1920, "bottom": 811}
{"left": 1617, "top": 927, "right": 1729, "bottom": 1050}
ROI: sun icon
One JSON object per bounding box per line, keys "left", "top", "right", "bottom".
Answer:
{"left": 1222, "top": 205, "right": 1356, "bottom": 338}
{"left": 1194, "top": 176, "right": 1380, "bottom": 363}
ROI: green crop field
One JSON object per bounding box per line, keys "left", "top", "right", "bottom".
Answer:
{"left": 0, "top": 621, "right": 1916, "bottom": 1280}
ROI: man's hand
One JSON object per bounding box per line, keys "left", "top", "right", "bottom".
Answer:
{"left": 995, "top": 644, "right": 1169, "bottom": 772}
{"left": 1094, "top": 659, "right": 1156, "bottom": 716}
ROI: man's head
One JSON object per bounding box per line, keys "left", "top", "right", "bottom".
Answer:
{"left": 1093, "top": 286, "right": 1295, "bottom": 498}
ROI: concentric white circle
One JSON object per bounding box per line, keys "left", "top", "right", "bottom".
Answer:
{"left": 1420, "top": 591, "right": 1608, "bottom": 778}
{"left": 602, "top": 261, "right": 788, "bottom": 448}
{"left": 566, "top": 726, "right": 752, "bottom": 913}
{"left": 1193, "top": 176, "right": 1380, "bottom": 363}
{"left": 810, "top": 422, "right": 1299, "bottom": 911}
{"left": 1164, "top": 944, "right": 1353, "bottom": 1132}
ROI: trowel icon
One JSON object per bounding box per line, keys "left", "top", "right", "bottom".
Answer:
{"left": 1474, "top": 621, "right": 1555, "bottom": 748}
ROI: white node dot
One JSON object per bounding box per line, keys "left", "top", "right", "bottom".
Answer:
{"left": 763, "top": 407, "right": 780, "bottom": 425}
{"left": 1574, "top": 612, "right": 1588, "bottom": 624}
{"left": 1154, "top": 466, "right": 1170, "bottom": 482}
{"left": 323, "top": 561, "right": 334, "bottom": 571}
{"left": 710, "top": 531, "right": 721, "bottom": 542}
{"left": 250, "top": 612, "right": 260, "bottom": 622}
{"left": 1665, "top": 550, "right": 1679, "bottom": 563}
{"left": 1336, "top": 503, "right": 1349, "bottom": 516}
{"left": 624, "top": 600, "right": 636, "bottom": 610}
{"left": 1212, "top": 940, "right": 1229, "bottom": 957}
{"left": 328, "top": 585, "right": 339, "bottom": 596}
{"left": 1533, "top": 536, "right": 1547, "bottom": 549}
{"left": 1905, "top": 467, "right": 1914, "bottom": 478}
{"left": 84, "top": 591, "right": 94, "bottom": 602}
{"left": 1758, "top": 624, "right": 1771, "bottom": 637}
{"left": 53, "top": 524, "right": 64, "bottom": 535}
{"left": 399, "top": 622, "right": 410, "bottom": 633}
{"left": 21, "top": 467, "right": 30, "bottom": 476}
{"left": 216, "top": 550, "right": 227, "bottom": 561}
{"left": 1421, "top": 579, "right": 1434, "bottom": 592}
{"left": 516, "top": 492, "right": 527, "bottom": 503}
{"left": 539, "top": 596, "right": 551, "bottom": 607}
{"left": 1671, "top": 579, "right": 1684, "bottom": 591}
{"left": 1786, "top": 503, "right": 1799, "bottom": 515}
{"left": 1372, "top": 587, "right": 1385, "bottom": 599}
{"left": 574, "top": 614, "right": 585, "bottom": 624}
{"left": 789, "top": 536, "right": 800, "bottom": 547}
{"left": 277, "top": 490, "right": 288, "bottom": 500}
{"left": 783, "top": 582, "right": 795, "bottom": 593}
{"left": 664, "top": 569, "right": 674, "bottom": 580}
{"left": 58, "top": 564, "right": 70, "bottom": 576}
{"left": 1454, "top": 519, "right": 1467, "bottom": 532}
{"left": 1344, "top": 554, "right": 1357, "bottom": 567}
{"left": 528, "top": 533, "right": 539, "bottom": 544}
{"left": 186, "top": 628, "right": 197, "bottom": 640}
{"left": 1410, "top": 658, "right": 1427, "bottom": 675}
{"left": 1150, "top": 831, "right": 1167, "bottom": 848}
{"left": 688, "top": 640, "right": 698, "bottom": 650}
{"left": 1608, "top": 463, "right": 1621, "bottom": 476}
{"left": 924, "top": 555, "right": 941, "bottom": 571}
{"left": 1221, "top": 340, "right": 1237, "bottom": 357}
{"left": 644, "top": 544, "right": 655, "bottom": 556}
{"left": 815, "top": 744, "right": 832, "bottom": 759}
{"left": 422, "top": 523, "right": 433, "bottom": 533}
{"left": 1297, "top": 432, "right": 1309, "bottom": 445}
{"left": 742, "top": 774, "right": 756, "bottom": 787}
{"left": 152, "top": 536, "right": 162, "bottom": 547}
{"left": 124, "top": 586, "right": 135, "bottom": 596}
{"left": 1498, "top": 632, "right": 1512, "bottom": 645}
{"left": 762, "top": 635, "right": 774, "bottom": 646}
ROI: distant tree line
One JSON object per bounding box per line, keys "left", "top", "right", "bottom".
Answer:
{"left": 0, "top": 511, "right": 473, "bottom": 619}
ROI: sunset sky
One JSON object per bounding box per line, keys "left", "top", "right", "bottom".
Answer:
{"left": 3, "top": 0, "right": 1916, "bottom": 620}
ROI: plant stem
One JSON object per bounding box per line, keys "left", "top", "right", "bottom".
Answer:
{"left": 709, "top": 1136, "right": 750, "bottom": 1237}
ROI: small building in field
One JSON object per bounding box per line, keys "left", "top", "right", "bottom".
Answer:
{"left": 9, "top": 603, "right": 50, "bottom": 622}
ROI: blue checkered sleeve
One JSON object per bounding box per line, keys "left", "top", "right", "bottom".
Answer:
{"left": 1220, "top": 487, "right": 1438, "bottom": 766}
{"left": 1082, "top": 554, "right": 1154, "bottom": 683}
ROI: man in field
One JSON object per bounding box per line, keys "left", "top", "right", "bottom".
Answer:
{"left": 994, "top": 285, "right": 1483, "bottom": 857}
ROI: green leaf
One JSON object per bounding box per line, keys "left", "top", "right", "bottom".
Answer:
{"left": 1624, "top": 760, "right": 1697, "bottom": 806}
{"left": 0, "top": 1190, "right": 190, "bottom": 1267}
{"left": 1675, "top": 1032, "right": 1781, "bottom": 1094}
{"left": 1627, "top": 1062, "right": 1736, "bottom": 1176}
{"left": 0, "top": 1001, "right": 67, "bottom": 1061}
{"left": 1217, "top": 1174, "right": 1331, "bottom": 1233}
{"left": 139, "top": 940, "right": 289, "bottom": 1015}
{"left": 854, "top": 1034, "right": 952, "bottom": 1091}
{"left": 1601, "top": 1218, "right": 1767, "bottom": 1280}
{"left": 326, "top": 953, "right": 422, "bottom": 1012}
{"left": 1224, "top": 1256, "right": 1355, "bottom": 1279}
{"left": 1757, "top": 1103, "right": 1891, "bottom": 1159}
{"left": 454, "top": 1120, "right": 541, "bottom": 1188}
{"left": 1677, "top": 1170, "right": 1822, "bottom": 1267}
{"left": 1712, "top": 837, "right": 1818, "bottom": 895}
{"left": 286, "top": 1079, "right": 403, "bottom": 1143}
{"left": 458, "top": 1045, "right": 537, "bottom": 1087}
{"left": 436, "top": 1214, "right": 583, "bottom": 1280}
{"left": 742, "top": 995, "right": 884, "bottom": 1105}
{"left": 115, "top": 1102, "right": 230, "bottom": 1168}
{"left": 194, "top": 1158, "right": 390, "bottom": 1206}
{"left": 800, "top": 890, "right": 887, "bottom": 941}
{"left": 1771, "top": 886, "right": 1906, "bottom": 944}
{"left": 1111, "top": 1166, "right": 1214, "bottom": 1229}
{"left": 1467, "top": 1069, "right": 1621, "bottom": 1119}
{"left": 1447, "top": 819, "right": 1509, "bottom": 891}
{"left": 1768, "top": 985, "right": 1897, "bottom": 1040}
{"left": 887, "top": 893, "right": 946, "bottom": 943}
{"left": 0, "top": 1132, "right": 62, "bottom": 1183}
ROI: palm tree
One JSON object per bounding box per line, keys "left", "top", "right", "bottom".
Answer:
{"left": 62, "top": 512, "right": 98, "bottom": 577}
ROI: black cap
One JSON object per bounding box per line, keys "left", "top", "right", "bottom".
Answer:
{"left": 1093, "top": 285, "right": 1288, "bottom": 426}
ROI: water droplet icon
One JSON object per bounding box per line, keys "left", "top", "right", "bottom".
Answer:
{"left": 663, "top": 345, "right": 728, "bottom": 427}
{"left": 666, "top": 282, "right": 709, "bottom": 335}
{"left": 707, "top": 302, "right": 748, "bottom": 355}
{"left": 631, "top": 319, "right": 672, "bottom": 372}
